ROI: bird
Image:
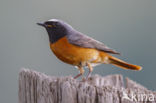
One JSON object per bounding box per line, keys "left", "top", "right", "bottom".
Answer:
{"left": 37, "top": 19, "right": 142, "bottom": 80}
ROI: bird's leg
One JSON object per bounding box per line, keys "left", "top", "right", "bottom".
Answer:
{"left": 86, "top": 62, "right": 93, "bottom": 80}
{"left": 74, "top": 66, "right": 84, "bottom": 79}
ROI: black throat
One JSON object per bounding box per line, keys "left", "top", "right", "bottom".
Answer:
{"left": 46, "top": 28, "right": 67, "bottom": 44}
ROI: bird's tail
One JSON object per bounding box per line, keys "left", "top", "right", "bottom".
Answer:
{"left": 108, "top": 56, "right": 142, "bottom": 70}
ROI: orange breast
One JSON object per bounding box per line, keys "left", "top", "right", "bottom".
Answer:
{"left": 50, "top": 37, "right": 101, "bottom": 65}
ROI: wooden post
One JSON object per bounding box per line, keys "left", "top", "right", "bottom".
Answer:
{"left": 19, "top": 68, "right": 156, "bottom": 103}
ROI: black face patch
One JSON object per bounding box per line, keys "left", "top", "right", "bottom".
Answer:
{"left": 42, "top": 20, "right": 75, "bottom": 43}
{"left": 45, "top": 25, "right": 67, "bottom": 43}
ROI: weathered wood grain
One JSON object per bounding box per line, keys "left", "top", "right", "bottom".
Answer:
{"left": 19, "top": 68, "right": 156, "bottom": 103}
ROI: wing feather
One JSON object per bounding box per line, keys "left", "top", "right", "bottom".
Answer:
{"left": 67, "top": 32, "right": 120, "bottom": 54}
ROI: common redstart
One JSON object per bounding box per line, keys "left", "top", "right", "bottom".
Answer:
{"left": 37, "top": 19, "right": 142, "bottom": 80}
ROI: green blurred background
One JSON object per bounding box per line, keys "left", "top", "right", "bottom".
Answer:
{"left": 0, "top": 0, "right": 156, "bottom": 102}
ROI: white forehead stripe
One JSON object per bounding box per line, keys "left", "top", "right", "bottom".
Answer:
{"left": 47, "top": 19, "right": 74, "bottom": 29}
{"left": 48, "top": 19, "right": 58, "bottom": 21}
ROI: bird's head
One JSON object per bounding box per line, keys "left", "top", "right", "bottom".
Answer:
{"left": 37, "top": 19, "right": 74, "bottom": 43}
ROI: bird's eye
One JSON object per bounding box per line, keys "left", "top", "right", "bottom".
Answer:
{"left": 47, "top": 25, "right": 53, "bottom": 28}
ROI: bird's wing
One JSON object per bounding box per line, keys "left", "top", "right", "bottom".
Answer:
{"left": 67, "top": 32, "right": 120, "bottom": 54}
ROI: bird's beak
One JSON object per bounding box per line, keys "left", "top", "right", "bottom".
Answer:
{"left": 37, "top": 23, "right": 46, "bottom": 27}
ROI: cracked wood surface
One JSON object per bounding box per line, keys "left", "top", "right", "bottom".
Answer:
{"left": 19, "top": 69, "right": 156, "bottom": 103}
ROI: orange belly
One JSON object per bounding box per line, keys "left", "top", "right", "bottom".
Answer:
{"left": 50, "top": 37, "right": 102, "bottom": 66}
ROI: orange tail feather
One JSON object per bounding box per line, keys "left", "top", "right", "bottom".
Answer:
{"left": 109, "top": 56, "right": 142, "bottom": 71}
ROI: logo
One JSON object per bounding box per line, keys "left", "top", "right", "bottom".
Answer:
{"left": 122, "top": 91, "right": 155, "bottom": 102}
